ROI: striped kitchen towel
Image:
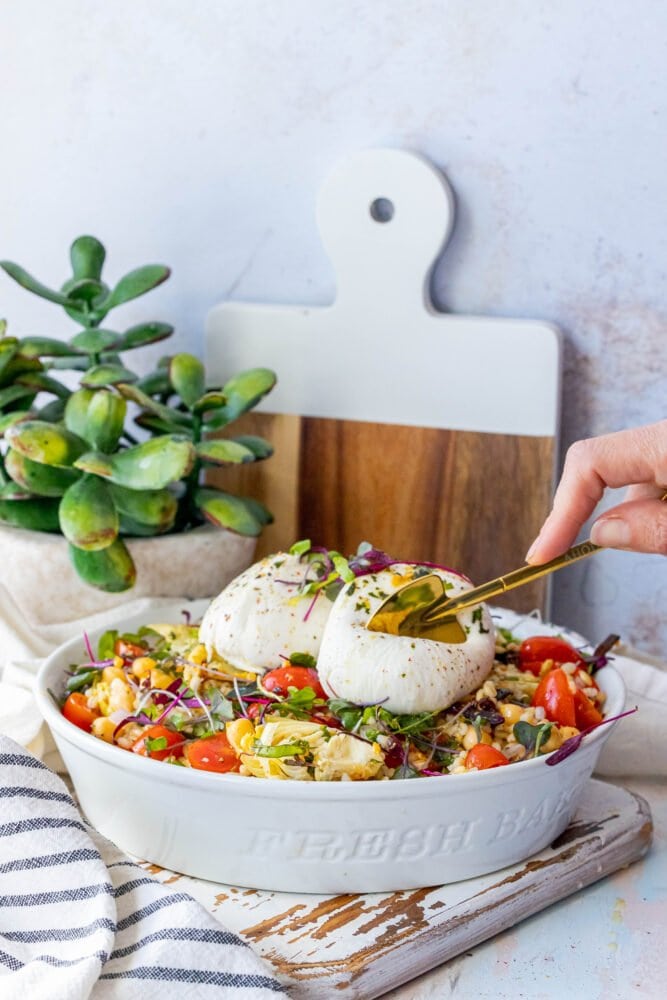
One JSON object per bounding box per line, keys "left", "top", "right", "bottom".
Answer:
{"left": 0, "top": 736, "right": 284, "bottom": 999}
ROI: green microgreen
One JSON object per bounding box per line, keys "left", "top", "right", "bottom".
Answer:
{"left": 253, "top": 740, "right": 311, "bottom": 759}
{"left": 513, "top": 720, "right": 553, "bottom": 757}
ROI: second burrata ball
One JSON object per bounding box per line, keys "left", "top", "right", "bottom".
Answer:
{"left": 199, "top": 552, "right": 333, "bottom": 674}
{"left": 316, "top": 564, "right": 496, "bottom": 713}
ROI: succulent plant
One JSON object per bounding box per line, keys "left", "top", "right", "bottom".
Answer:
{"left": 0, "top": 236, "right": 275, "bottom": 592}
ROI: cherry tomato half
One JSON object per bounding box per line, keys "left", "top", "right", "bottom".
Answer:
{"left": 518, "top": 636, "right": 586, "bottom": 675}
{"left": 132, "top": 725, "right": 185, "bottom": 761}
{"left": 465, "top": 744, "right": 509, "bottom": 770}
{"left": 573, "top": 688, "right": 603, "bottom": 729}
{"left": 62, "top": 692, "right": 100, "bottom": 733}
{"left": 531, "top": 668, "right": 576, "bottom": 727}
{"left": 262, "top": 665, "right": 327, "bottom": 700}
{"left": 184, "top": 732, "right": 241, "bottom": 773}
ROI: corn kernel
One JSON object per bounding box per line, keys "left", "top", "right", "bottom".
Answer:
{"left": 150, "top": 667, "right": 174, "bottom": 689}
{"left": 499, "top": 703, "right": 523, "bottom": 726}
{"left": 190, "top": 644, "right": 207, "bottom": 665}
{"left": 91, "top": 716, "right": 117, "bottom": 743}
{"left": 541, "top": 729, "right": 563, "bottom": 754}
{"left": 102, "top": 665, "right": 125, "bottom": 683}
{"left": 463, "top": 726, "right": 480, "bottom": 750}
{"left": 131, "top": 656, "right": 156, "bottom": 680}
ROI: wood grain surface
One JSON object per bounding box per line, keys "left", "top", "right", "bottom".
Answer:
{"left": 208, "top": 412, "right": 555, "bottom": 613}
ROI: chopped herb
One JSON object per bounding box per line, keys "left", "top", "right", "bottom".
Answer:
{"left": 288, "top": 651, "right": 317, "bottom": 668}
{"left": 289, "top": 538, "right": 312, "bottom": 556}
{"left": 65, "top": 668, "right": 102, "bottom": 693}
{"left": 390, "top": 761, "right": 420, "bottom": 779}
{"left": 472, "top": 608, "right": 489, "bottom": 633}
{"left": 97, "top": 630, "right": 118, "bottom": 660}
{"left": 145, "top": 736, "right": 168, "bottom": 753}
{"left": 207, "top": 685, "right": 235, "bottom": 724}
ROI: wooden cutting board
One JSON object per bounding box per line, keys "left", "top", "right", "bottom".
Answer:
{"left": 138, "top": 781, "right": 651, "bottom": 999}
{"left": 205, "top": 149, "right": 561, "bottom": 613}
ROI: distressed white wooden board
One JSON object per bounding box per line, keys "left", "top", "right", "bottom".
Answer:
{"left": 206, "top": 148, "right": 561, "bottom": 437}
{"left": 138, "top": 781, "right": 650, "bottom": 999}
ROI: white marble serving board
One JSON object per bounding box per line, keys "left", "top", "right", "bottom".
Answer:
{"left": 137, "top": 780, "right": 651, "bottom": 999}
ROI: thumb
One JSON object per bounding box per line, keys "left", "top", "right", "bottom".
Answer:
{"left": 590, "top": 497, "right": 667, "bottom": 554}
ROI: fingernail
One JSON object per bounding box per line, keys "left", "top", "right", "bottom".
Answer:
{"left": 525, "top": 535, "right": 542, "bottom": 563}
{"left": 590, "top": 517, "right": 632, "bottom": 548}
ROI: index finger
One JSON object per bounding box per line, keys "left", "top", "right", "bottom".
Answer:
{"left": 526, "top": 421, "right": 667, "bottom": 563}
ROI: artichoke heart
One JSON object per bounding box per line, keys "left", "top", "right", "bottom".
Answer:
{"left": 236, "top": 717, "right": 384, "bottom": 782}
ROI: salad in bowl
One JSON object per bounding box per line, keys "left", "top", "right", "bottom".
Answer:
{"left": 38, "top": 541, "right": 628, "bottom": 891}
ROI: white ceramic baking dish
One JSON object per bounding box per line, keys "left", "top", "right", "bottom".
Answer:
{"left": 35, "top": 603, "right": 625, "bottom": 893}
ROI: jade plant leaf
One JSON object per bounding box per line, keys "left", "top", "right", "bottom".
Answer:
{"left": 59, "top": 475, "right": 119, "bottom": 550}
{"left": 135, "top": 370, "right": 171, "bottom": 396}
{"left": 74, "top": 435, "right": 195, "bottom": 490}
{"left": 205, "top": 368, "right": 277, "bottom": 428}
{"left": 103, "top": 265, "right": 171, "bottom": 310}
{"left": 16, "top": 372, "right": 72, "bottom": 398}
{"left": 64, "top": 389, "right": 95, "bottom": 439}
{"left": 134, "top": 412, "right": 190, "bottom": 436}
{"left": 0, "top": 481, "right": 33, "bottom": 500}
{"left": 81, "top": 363, "right": 138, "bottom": 388}
{"left": 0, "top": 385, "right": 36, "bottom": 409}
{"left": 62, "top": 277, "right": 107, "bottom": 306}
{"left": 5, "top": 449, "right": 80, "bottom": 497}
{"left": 117, "top": 515, "right": 164, "bottom": 537}
{"left": 0, "top": 340, "right": 18, "bottom": 378}
{"left": 18, "top": 337, "right": 80, "bottom": 359}
{"left": 69, "top": 538, "right": 136, "bottom": 592}
{"left": 231, "top": 435, "right": 274, "bottom": 459}
{"left": 192, "top": 391, "right": 226, "bottom": 415}
{"left": 0, "top": 261, "right": 70, "bottom": 306}
{"left": 37, "top": 398, "right": 66, "bottom": 422}
{"left": 84, "top": 391, "right": 127, "bottom": 452}
{"left": 0, "top": 355, "right": 43, "bottom": 388}
{"left": 6, "top": 420, "right": 88, "bottom": 467}
{"left": 195, "top": 439, "right": 256, "bottom": 465}
{"left": 69, "top": 329, "right": 122, "bottom": 354}
{"left": 48, "top": 355, "right": 91, "bottom": 372}
{"left": 116, "top": 383, "right": 192, "bottom": 427}
{"left": 119, "top": 322, "right": 173, "bottom": 351}
{"left": 195, "top": 487, "right": 263, "bottom": 536}
{"left": 70, "top": 236, "right": 106, "bottom": 281}
{"left": 0, "top": 496, "right": 61, "bottom": 531}
{"left": 109, "top": 483, "right": 177, "bottom": 529}
{"left": 239, "top": 496, "right": 274, "bottom": 526}
{"left": 0, "top": 410, "right": 31, "bottom": 436}
{"left": 169, "top": 353, "right": 206, "bottom": 410}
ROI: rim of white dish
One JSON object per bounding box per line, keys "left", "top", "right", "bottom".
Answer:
{"left": 36, "top": 620, "right": 626, "bottom": 800}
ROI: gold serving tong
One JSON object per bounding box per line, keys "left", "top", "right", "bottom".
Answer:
{"left": 366, "top": 540, "right": 601, "bottom": 644}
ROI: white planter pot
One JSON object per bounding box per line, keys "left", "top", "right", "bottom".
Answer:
{"left": 0, "top": 523, "right": 256, "bottom": 625}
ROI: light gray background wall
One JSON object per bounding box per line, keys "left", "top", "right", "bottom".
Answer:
{"left": 1, "top": 1, "right": 665, "bottom": 653}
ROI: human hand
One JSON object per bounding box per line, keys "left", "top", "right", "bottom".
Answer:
{"left": 526, "top": 420, "right": 667, "bottom": 563}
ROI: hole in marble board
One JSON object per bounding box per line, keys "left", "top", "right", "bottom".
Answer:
{"left": 369, "top": 197, "right": 395, "bottom": 223}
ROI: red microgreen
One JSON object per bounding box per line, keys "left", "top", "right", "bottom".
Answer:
{"left": 303, "top": 589, "right": 320, "bottom": 622}
{"left": 112, "top": 712, "right": 154, "bottom": 739}
{"left": 545, "top": 707, "right": 637, "bottom": 766}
